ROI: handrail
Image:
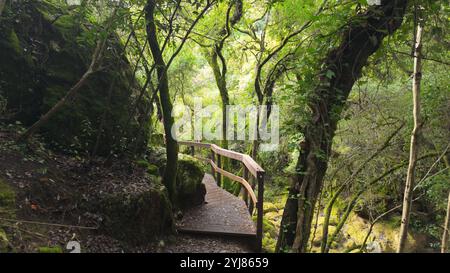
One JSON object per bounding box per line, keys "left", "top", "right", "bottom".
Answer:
{"left": 179, "top": 141, "right": 264, "bottom": 178}
{"left": 177, "top": 140, "right": 265, "bottom": 252}
{"left": 178, "top": 141, "right": 211, "bottom": 149}
{"left": 210, "top": 159, "right": 258, "bottom": 205}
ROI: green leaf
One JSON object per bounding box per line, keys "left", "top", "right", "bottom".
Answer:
{"left": 325, "top": 70, "right": 335, "bottom": 79}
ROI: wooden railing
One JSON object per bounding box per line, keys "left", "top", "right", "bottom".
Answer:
{"left": 178, "top": 141, "right": 265, "bottom": 252}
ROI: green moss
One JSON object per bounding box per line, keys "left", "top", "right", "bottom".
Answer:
{"left": 54, "top": 16, "right": 80, "bottom": 40}
{"left": 38, "top": 246, "right": 63, "bottom": 253}
{"left": 175, "top": 154, "right": 206, "bottom": 208}
{"left": 135, "top": 160, "right": 150, "bottom": 168}
{"left": 8, "top": 30, "right": 21, "bottom": 54}
{"left": 385, "top": 215, "right": 402, "bottom": 229}
{"left": 46, "top": 62, "right": 80, "bottom": 83}
{"left": 0, "top": 0, "right": 151, "bottom": 157}
{"left": 135, "top": 160, "right": 159, "bottom": 175}
{"left": 0, "top": 228, "right": 9, "bottom": 253}
{"left": 263, "top": 202, "right": 278, "bottom": 213}
{"left": 36, "top": 1, "right": 68, "bottom": 23}
{"left": 324, "top": 213, "right": 422, "bottom": 253}
{"left": 262, "top": 218, "right": 277, "bottom": 237}
{"left": 0, "top": 178, "right": 15, "bottom": 217}
{"left": 265, "top": 211, "right": 282, "bottom": 221}
{"left": 343, "top": 214, "right": 369, "bottom": 244}
{"left": 262, "top": 235, "right": 277, "bottom": 253}
{"left": 0, "top": 229, "right": 7, "bottom": 242}
{"left": 99, "top": 183, "right": 174, "bottom": 244}
{"left": 147, "top": 164, "right": 159, "bottom": 176}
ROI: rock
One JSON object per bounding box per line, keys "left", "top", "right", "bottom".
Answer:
{"left": 340, "top": 213, "right": 423, "bottom": 253}
{"left": 97, "top": 180, "right": 174, "bottom": 245}
{"left": 175, "top": 154, "right": 206, "bottom": 209}
{"left": 265, "top": 211, "right": 282, "bottom": 221}
{"left": 0, "top": 0, "right": 150, "bottom": 156}
{"left": 147, "top": 149, "right": 206, "bottom": 209}
{"left": 366, "top": 241, "right": 382, "bottom": 253}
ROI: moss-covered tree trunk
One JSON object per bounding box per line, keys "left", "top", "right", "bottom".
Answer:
{"left": 207, "top": 0, "right": 242, "bottom": 190}
{"left": 209, "top": 49, "right": 231, "bottom": 187}
{"left": 276, "top": 0, "right": 408, "bottom": 253}
{"left": 145, "top": 0, "right": 178, "bottom": 201}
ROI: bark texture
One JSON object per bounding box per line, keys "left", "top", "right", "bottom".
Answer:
{"left": 145, "top": 0, "right": 179, "bottom": 200}
{"left": 397, "top": 20, "right": 424, "bottom": 253}
{"left": 207, "top": 0, "right": 242, "bottom": 189}
{"left": 276, "top": 0, "right": 408, "bottom": 253}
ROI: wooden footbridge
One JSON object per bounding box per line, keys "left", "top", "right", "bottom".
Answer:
{"left": 176, "top": 141, "right": 265, "bottom": 252}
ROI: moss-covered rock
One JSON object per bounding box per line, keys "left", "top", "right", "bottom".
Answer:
{"left": 98, "top": 179, "right": 174, "bottom": 245}
{"left": 175, "top": 154, "right": 206, "bottom": 209}
{"left": 263, "top": 202, "right": 279, "bottom": 213}
{"left": 0, "top": 0, "right": 150, "bottom": 156}
{"left": 146, "top": 148, "right": 206, "bottom": 209}
{"left": 330, "top": 213, "right": 422, "bottom": 253}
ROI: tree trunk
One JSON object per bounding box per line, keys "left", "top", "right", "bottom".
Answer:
{"left": 276, "top": 0, "right": 408, "bottom": 253}
{"left": 209, "top": 49, "right": 231, "bottom": 187}
{"left": 145, "top": 0, "right": 178, "bottom": 201}
{"left": 397, "top": 20, "right": 424, "bottom": 253}
{"left": 207, "top": 0, "right": 242, "bottom": 189}
{"left": 442, "top": 192, "right": 450, "bottom": 253}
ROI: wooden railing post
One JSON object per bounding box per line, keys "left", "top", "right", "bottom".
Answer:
{"left": 216, "top": 154, "right": 222, "bottom": 187}
{"left": 248, "top": 178, "right": 255, "bottom": 215}
{"left": 256, "top": 171, "right": 264, "bottom": 252}
{"left": 243, "top": 166, "right": 249, "bottom": 206}
{"left": 210, "top": 149, "right": 215, "bottom": 176}
{"left": 178, "top": 140, "right": 264, "bottom": 252}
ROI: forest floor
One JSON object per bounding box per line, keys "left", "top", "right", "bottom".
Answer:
{"left": 0, "top": 126, "right": 252, "bottom": 253}
{"left": 164, "top": 234, "right": 252, "bottom": 253}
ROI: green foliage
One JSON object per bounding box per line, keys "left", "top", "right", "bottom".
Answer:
{"left": 0, "top": 0, "right": 448, "bottom": 253}
{"left": 0, "top": 229, "right": 10, "bottom": 253}
{"left": 420, "top": 172, "right": 450, "bottom": 212}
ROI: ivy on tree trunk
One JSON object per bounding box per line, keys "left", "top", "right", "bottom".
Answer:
{"left": 276, "top": 0, "right": 409, "bottom": 253}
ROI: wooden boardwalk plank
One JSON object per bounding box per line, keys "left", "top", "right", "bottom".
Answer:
{"left": 176, "top": 174, "right": 257, "bottom": 238}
